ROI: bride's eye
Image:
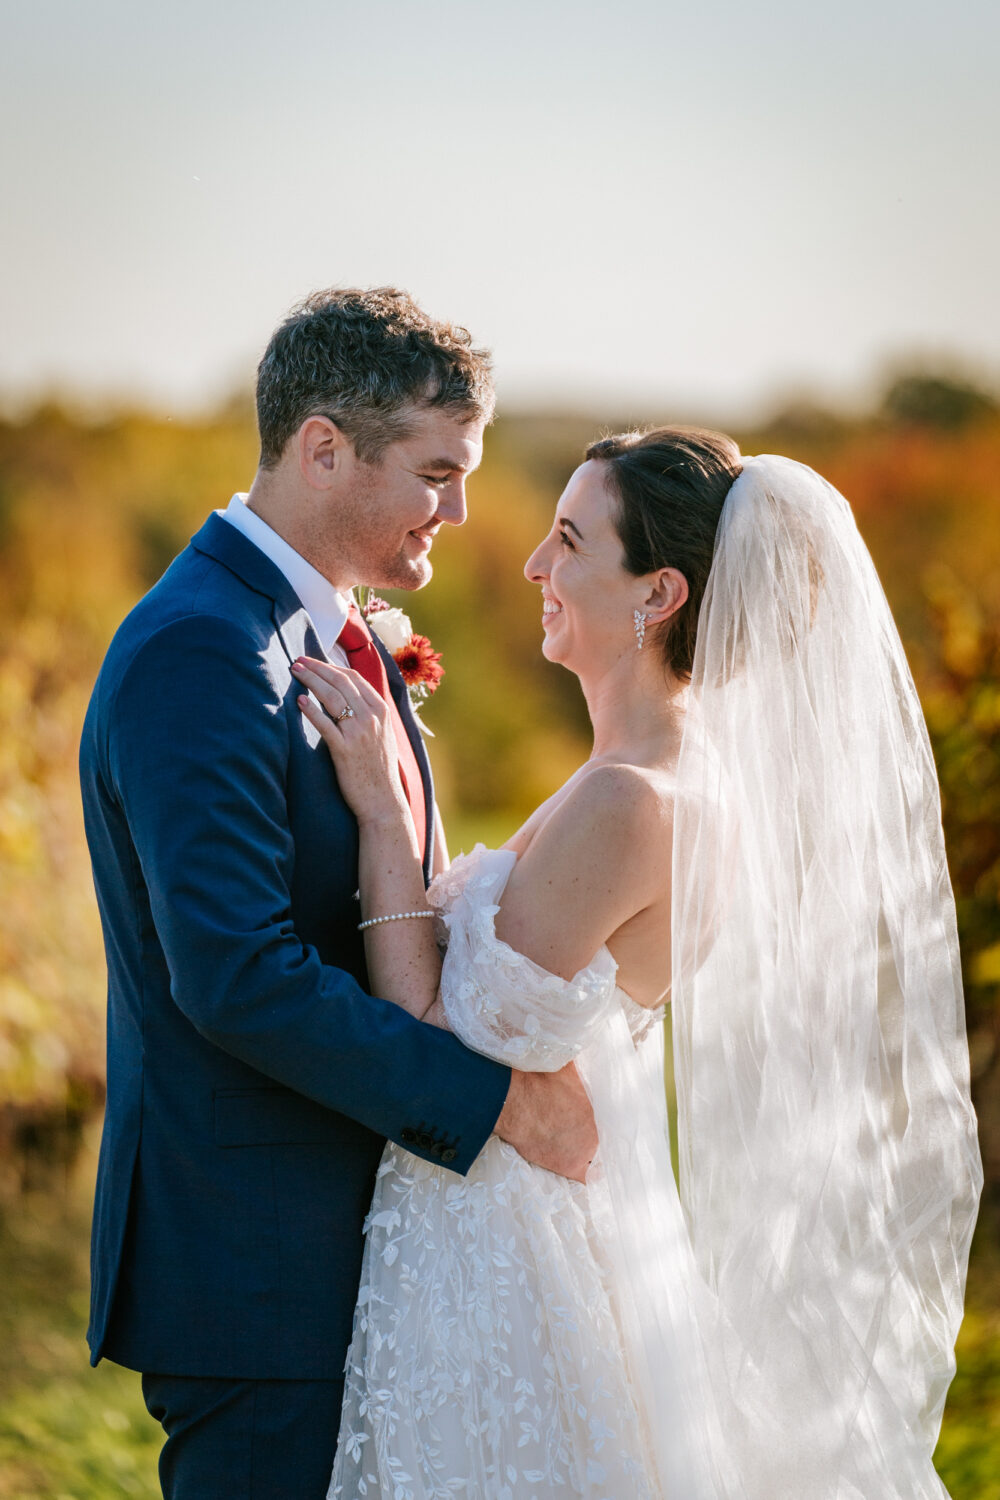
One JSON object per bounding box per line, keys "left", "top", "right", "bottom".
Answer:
{"left": 558, "top": 530, "right": 574, "bottom": 549}
{"left": 422, "top": 475, "right": 451, "bottom": 488}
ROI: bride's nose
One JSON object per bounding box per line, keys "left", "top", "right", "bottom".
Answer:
{"left": 524, "top": 536, "right": 550, "bottom": 583}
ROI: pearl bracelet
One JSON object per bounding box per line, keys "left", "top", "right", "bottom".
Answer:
{"left": 357, "top": 909, "right": 435, "bottom": 931}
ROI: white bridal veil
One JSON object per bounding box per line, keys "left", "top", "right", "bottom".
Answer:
{"left": 670, "top": 456, "right": 983, "bottom": 1498}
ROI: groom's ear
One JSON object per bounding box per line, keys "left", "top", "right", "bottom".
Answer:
{"left": 297, "top": 416, "right": 351, "bottom": 488}
{"left": 643, "top": 566, "right": 689, "bottom": 626}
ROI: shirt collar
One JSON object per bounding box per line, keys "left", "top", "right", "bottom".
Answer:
{"left": 220, "top": 494, "right": 351, "bottom": 653}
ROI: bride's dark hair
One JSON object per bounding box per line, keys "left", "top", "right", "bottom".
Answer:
{"left": 586, "top": 426, "right": 743, "bottom": 680}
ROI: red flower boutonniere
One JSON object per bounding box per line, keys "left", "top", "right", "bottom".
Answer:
{"left": 361, "top": 593, "right": 444, "bottom": 734}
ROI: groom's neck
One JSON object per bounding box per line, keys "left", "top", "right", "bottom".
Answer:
{"left": 244, "top": 469, "right": 355, "bottom": 592}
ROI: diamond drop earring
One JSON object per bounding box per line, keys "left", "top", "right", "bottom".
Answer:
{"left": 633, "top": 610, "right": 647, "bottom": 651}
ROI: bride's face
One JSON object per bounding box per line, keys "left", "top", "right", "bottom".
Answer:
{"left": 524, "top": 460, "right": 645, "bottom": 674}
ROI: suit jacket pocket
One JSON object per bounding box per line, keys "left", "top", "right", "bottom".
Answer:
{"left": 213, "top": 1086, "right": 360, "bottom": 1147}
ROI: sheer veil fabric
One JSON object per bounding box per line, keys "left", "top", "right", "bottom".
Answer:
{"left": 671, "top": 456, "right": 983, "bottom": 1497}
{"left": 328, "top": 455, "right": 980, "bottom": 1500}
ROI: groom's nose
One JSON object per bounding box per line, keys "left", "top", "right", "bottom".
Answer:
{"left": 436, "top": 477, "right": 468, "bottom": 527}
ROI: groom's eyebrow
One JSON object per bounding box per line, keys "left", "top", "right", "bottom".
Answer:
{"left": 423, "top": 454, "right": 477, "bottom": 474}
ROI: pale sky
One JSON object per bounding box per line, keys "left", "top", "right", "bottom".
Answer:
{"left": 2, "top": 0, "right": 998, "bottom": 420}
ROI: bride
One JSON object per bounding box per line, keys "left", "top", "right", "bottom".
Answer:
{"left": 291, "top": 426, "right": 982, "bottom": 1499}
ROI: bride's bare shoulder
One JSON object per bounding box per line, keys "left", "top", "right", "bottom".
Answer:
{"left": 496, "top": 764, "right": 674, "bottom": 977}
{"left": 518, "top": 762, "right": 674, "bottom": 872}
{"left": 571, "top": 761, "right": 676, "bottom": 823}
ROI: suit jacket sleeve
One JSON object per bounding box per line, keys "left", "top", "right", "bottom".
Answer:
{"left": 106, "top": 613, "right": 510, "bottom": 1174}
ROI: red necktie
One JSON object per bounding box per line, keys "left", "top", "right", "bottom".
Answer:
{"left": 337, "top": 604, "right": 427, "bottom": 862}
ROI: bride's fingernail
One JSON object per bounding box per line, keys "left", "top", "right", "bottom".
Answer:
{"left": 297, "top": 695, "right": 310, "bottom": 709}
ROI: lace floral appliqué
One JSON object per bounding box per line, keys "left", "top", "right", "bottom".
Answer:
{"left": 329, "top": 845, "right": 660, "bottom": 1500}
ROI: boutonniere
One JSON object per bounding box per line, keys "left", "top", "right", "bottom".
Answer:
{"left": 359, "top": 592, "right": 444, "bottom": 735}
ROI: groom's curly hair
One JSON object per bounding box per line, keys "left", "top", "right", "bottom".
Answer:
{"left": 256, "top": 287, "right": 495, "bottom": 468}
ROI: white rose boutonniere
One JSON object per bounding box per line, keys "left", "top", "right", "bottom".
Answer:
{"left": 365, "top": 605, "right": 413, "bottom": 655}
{"left": 360, "top": 593, "right": 445, "bottom": 735}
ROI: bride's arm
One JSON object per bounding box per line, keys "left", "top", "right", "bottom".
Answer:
{"left": 292, "top": 657, "right": 442, "bottom": 1022}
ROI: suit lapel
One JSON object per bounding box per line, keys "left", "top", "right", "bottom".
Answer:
{"left": 372, "top": 635, "right": 435, "bottom": 879}
{"left": 274, "top": 608, "right": 328, "bottom": 672}
{"left": 192, "top": 512, "right": 328, "bottom": 666}
{"left": 192, "top": 512, "right": 301, "bottom": 612}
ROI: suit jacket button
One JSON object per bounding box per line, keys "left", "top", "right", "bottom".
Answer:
{"left": 440, "top": 1147, "right": 458, "bottom": 1163}
{"left": 430, "top": 1141, "right": 443, "bottom": 1158}
{"left": 400, "top": 1127, "right": 417, "bottom": 1144}
{"left": 417, "top": 1132, "right": 434, "bottom": 1149}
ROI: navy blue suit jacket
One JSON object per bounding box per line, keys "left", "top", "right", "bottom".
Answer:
{"left": 79, "top": 512, "right": 511, "bottom": 1378}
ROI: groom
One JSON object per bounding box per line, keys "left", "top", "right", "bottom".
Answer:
{"left": 79, "top": 287, "right": 597, "bottom": 1498}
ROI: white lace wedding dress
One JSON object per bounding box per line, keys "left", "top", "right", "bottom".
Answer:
{"left": 328, "top": 844, "right": 734, "bottom": 1500}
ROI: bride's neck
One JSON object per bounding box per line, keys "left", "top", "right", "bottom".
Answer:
{"left": 579, "top": 658, "right": 686, "bottom": 766}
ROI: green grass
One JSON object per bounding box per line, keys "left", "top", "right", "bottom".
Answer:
{"left": 935, "top": 1224, "right": 1000, "bottom": 1499}
{"left": 1, "top": 1145, "right": 997, "bottom": 1498}
{"left": 0, "top": 1149, "right": 161, "bottom": 1500}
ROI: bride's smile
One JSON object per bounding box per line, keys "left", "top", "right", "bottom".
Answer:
{"left": 525, "top": 458, "right": 677, "bottom": 677}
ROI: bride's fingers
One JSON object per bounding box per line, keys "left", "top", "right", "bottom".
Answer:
{"left": 293, "top": 657, "right": 355, "bottom": 691}
{"left": 292, "top": 673, "right": 352, "bottom": 732}
{"left": 291, "top": 657, "right": 361, "bottom": 700}
{"left": 296, "top": 690, "right": 346, "bottom": 753}
{"left": 292, "top": 658, "right": 386, "bottom": 718}
{"left": 291, "top": 662, "right": 370, "bottom": 724}
{"left": 291, "top": 661, "right": 399, "bottom": 784}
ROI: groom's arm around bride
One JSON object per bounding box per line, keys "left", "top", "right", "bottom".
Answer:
{"left": 79, "top": 286, "right": 593, "bottom": 1500}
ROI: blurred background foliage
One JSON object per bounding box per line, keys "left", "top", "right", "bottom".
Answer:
{"left": 1, "top": 371, "right": 999, "bottom": 1494}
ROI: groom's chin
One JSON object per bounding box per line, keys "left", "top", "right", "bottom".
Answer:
{"left": 375, "top": 555, "right": 433, "bottom": 593}
{"left": 400, "top": 559, "right": 433, "bottom": 591}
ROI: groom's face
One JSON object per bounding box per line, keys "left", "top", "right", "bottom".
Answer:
{"left": 335, "top": 406, "right": 485, "bottom": 591}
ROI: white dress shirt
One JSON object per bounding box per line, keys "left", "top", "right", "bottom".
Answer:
{"left": 220, "top": 494, "right": 351, "bottom": 665}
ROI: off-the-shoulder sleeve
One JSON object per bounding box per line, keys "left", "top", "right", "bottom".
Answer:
{"left": 428, "top": 845, "right": 620, "bottom": 1070}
